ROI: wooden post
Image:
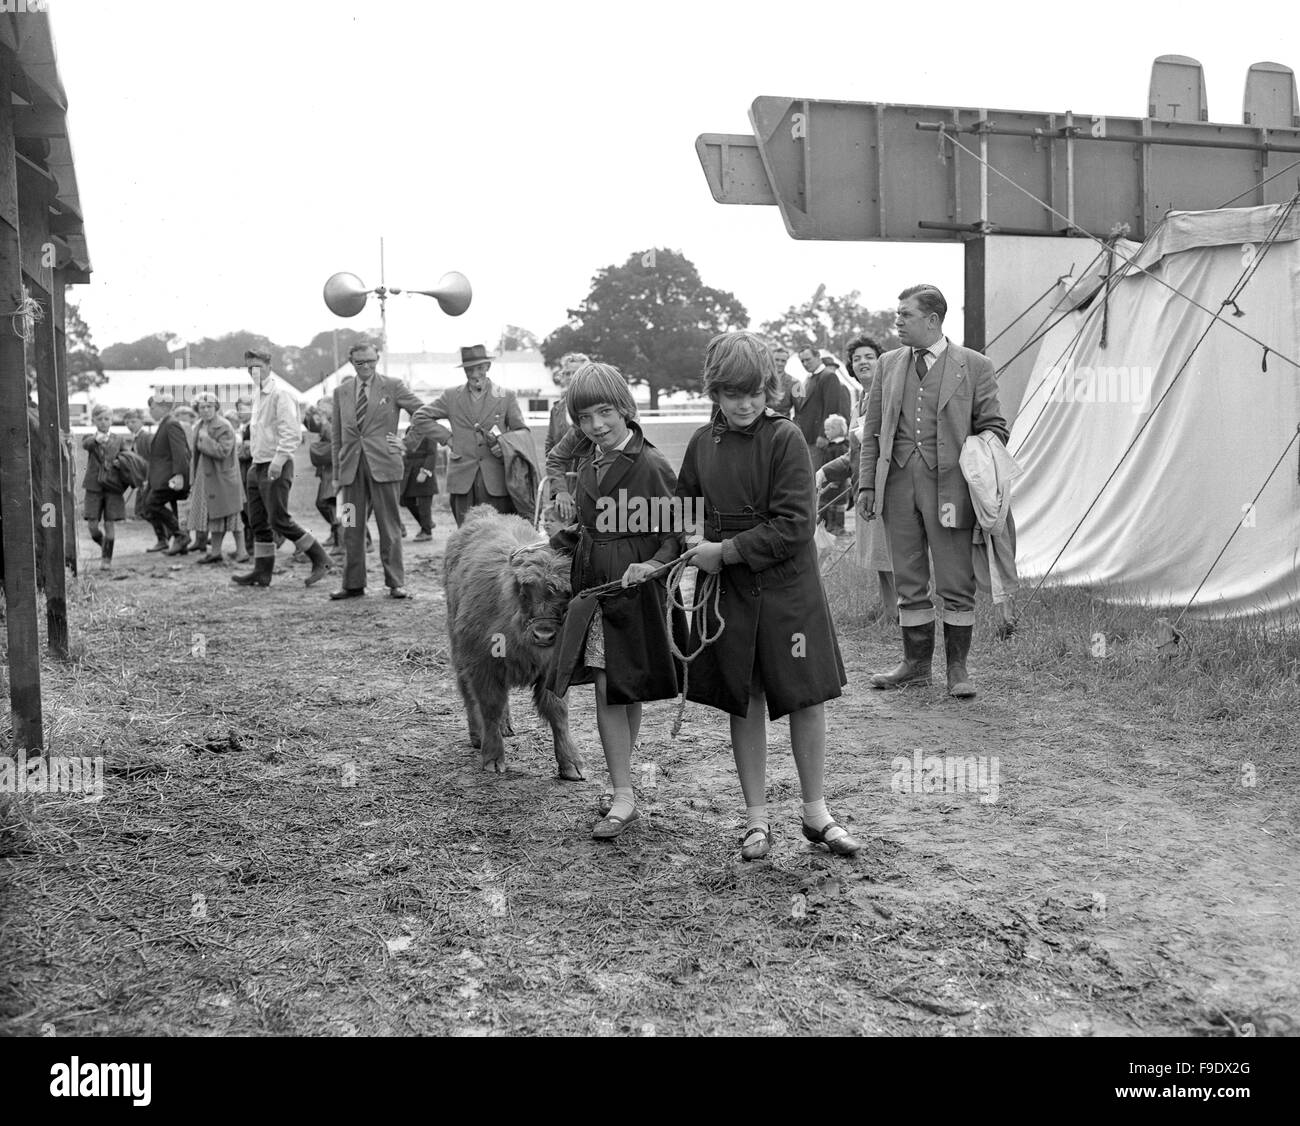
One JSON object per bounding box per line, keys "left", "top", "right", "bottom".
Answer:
{"left": 963, "top": 235, "right": 987, "bottom": 353}
{"left": 0, "top": 51, "right": 45, "bottom": 752}
{"left": 51, "top": 268, "right": 76, "bottom": 575}
{"left": 19, "top": 162, "right": 68, "bottom": 656}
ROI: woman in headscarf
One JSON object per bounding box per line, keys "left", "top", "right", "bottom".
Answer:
{"left": 191, "top": 393, "right": 244, "bottom": 564}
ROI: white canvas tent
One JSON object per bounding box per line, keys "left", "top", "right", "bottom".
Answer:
{"left": 1009, "top": 203, "right": 1300, "bottom": 621}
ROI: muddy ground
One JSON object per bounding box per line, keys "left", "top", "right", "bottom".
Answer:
{"left": 1, "top": 489, "right": 1297, "bottom": 1037}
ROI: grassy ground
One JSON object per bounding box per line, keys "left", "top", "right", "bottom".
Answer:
{"left": 1, "top": 498, "right": 1297, "bottom": 1037}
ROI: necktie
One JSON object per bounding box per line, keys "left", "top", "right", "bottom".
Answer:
{"left": 356, "top": 379, "right": 368, "bottom": 428}
{"left": 915, "top": 350, "right": 929, "bottom": 380}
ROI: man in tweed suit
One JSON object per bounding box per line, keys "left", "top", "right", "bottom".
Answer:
{"left": 329, "top": 341, "right": 425, "bottom": 600}
{"left": 857, "top": 285, "right": 1008, "bottom": 698}
{"left": 409, "top": 344, "right": 529, "bottom": 527}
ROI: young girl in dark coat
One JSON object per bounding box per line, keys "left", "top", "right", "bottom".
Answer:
{"left": 677, "top": 331, "right": 861, "bottom": 860}
{"left": 547, "top": 363, "right": 683, "bottom": 840}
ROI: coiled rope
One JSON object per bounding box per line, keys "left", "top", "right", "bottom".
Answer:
{"left": 572, "top": 553, "right": 727, "bottom": 738}
{"left": 664, "top": 558, "right": 723, "bottom": 737}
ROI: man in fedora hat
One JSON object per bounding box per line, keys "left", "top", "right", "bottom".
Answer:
{"left": 410, "top": 344, "right": 529, "bottom": 527}
{"left": 328, "top": 341, "right": 426, "bottom": 600}
{"left": 231, "top": 347, "right": 334, "bottom": 589}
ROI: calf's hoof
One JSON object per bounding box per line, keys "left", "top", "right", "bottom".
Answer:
{"left": 557, "top": 758, "right": 585, "bottom": 782}
{"left": 479, "top": 751, "right": 507, "bottom": 774}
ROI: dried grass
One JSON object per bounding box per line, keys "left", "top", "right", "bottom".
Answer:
{"left": 0, "top": 521, "right": 1296, "bottom": 1036}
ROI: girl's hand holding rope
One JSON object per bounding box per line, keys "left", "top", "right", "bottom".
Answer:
{"left": 620, "top": 561, "right": 661, "bottom": 587}
{"left": 681, "top": 541, "right": 725, "bottom": 573}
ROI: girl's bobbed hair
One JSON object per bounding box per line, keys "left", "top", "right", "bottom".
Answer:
{"left": 567, "top": 362, "right": 638, "bottom": 425}
{"left": 702, "top": 331, "right": 778, "bottom": 402}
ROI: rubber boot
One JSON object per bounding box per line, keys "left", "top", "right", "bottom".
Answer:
{"left": 164, "top": 534, "right": 190, "bottom": 556}
{"left": 231, "top": 541, "right": 275, "bottom": 587}
{"left": 296, "top": 533, "right": 333, "bottom": 587}
{"left": 944, "top": 624, "right": 976, "bottom": 698}
{"left": 100, "top": 538, "right": 114, "bottom": 572}
{"left": 193, "top": 530, "right": 209, "bottom": 553}
{"left": 327, "top": 523, "right": 345, "bottom": 556}
{"left": 870, "top": 622, "right": 934, "bottom": 689}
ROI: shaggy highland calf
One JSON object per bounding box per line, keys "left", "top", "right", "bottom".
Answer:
{"left": 443, "top": 506, "right": 585, "bottom": 780}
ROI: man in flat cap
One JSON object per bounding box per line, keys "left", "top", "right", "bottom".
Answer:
{"left": 231, "top": 348, "right": 333, "bottom": 589}
{"left": 409, "top": 344, "right": 528, "bottom": 527}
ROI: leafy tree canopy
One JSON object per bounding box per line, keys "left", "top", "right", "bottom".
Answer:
{"left": 66, "top": 300, "right": 107, "bottom": 394}
{"left": 761, "top": 287, "right": 900, "bottom": 361}
{"left": 542, "top": 248, "right": 747, "bottom": 408}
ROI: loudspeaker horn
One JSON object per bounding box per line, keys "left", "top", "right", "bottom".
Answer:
{"left": 406, "top": 271, "right": 473, "bottom": 317}
{"left": 323, "top": 272, "right": 370, "bottom": 318}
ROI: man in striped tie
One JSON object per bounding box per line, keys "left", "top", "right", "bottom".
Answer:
{"left": 856, "top": 285, "right": 1008, "bottom": 698}
{"left": 328, "top": 341, "right": 426, "bottom": 600}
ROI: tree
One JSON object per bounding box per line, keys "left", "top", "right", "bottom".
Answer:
{"left": 761, "top": 287, "right": 899, "bottom": 360}
{"left": 95, "top": 325, "right": 380, "bottom": 395}
{"left": 100, "top": 331, "right": 173, "bottom": 371}
{"left": 65, "top": 300, "right": 107, "bottom": 393}
{"left": 499, "top": 325, "right": 540, "bottom": 353}
{"left": 187, "top": 331, "right": 280, "bottom": 371}
{"left": 542, "top": 249, "right": 747, "bottom": 409}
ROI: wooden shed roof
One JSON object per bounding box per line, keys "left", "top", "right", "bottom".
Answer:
{"left": 2, "top": 8, "right": 90, "bottom": 280}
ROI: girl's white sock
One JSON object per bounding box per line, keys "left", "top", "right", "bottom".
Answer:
{"left": 801, "top": 798, "right": 833, "bottom": 831}
{"left": 607, "top": 786, "right": 636, "bottom": 822}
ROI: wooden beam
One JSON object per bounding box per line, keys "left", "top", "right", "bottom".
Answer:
{"left": 20, "top": 160, "right": 68, "bottom": 656}
{"left": 0, "top": 50, "right": 45, "bottom": 753}
{"left": 11, "top": 107, "right": 64, "bottom": 140}
{"left": 51, "top": 272, "right": 75, "bottom": 574}
{"left": 28, "top": 276, "right": 67, "bottom": 656}
{"left": 963, "top": 236, "right": 987, "bottom": 352}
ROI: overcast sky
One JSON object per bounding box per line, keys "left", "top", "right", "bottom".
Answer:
{"left": 48, "top": 0, "right": 1299, "bottom": 356}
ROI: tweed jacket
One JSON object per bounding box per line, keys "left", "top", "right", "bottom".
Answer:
{"left": 857, "top": 339, "right": 1008, "bottom": 531}
{"left": 410, "top": 378, "right": 527, "bottom": 496}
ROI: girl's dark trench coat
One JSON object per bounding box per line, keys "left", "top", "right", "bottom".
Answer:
{"left": 547, "top": 423, "right": 684, "bottom": 706}
{"left": 675, "top": 409, "right": 847, "bottom": 721}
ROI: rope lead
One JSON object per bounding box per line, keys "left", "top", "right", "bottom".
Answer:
{"left": 664, "top": 559, "right": 724, "bottom": 737}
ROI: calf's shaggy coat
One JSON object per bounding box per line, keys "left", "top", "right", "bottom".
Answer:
{"left": 443, "top": 507, "right": 585, "bottom": 779}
